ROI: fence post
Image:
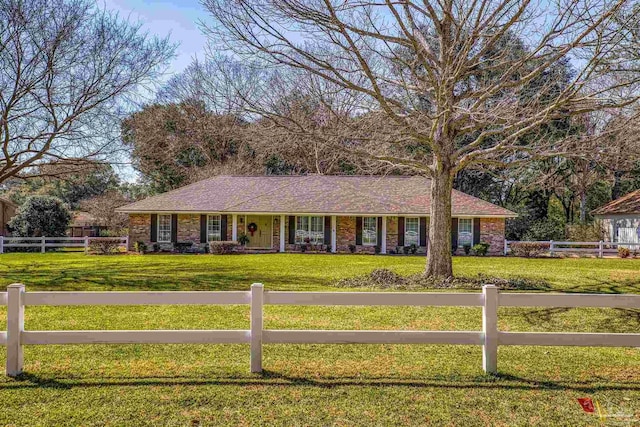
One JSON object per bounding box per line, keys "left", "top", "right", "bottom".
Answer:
{"left": 549, "top": 240, "right": 554, "bottom": 257}
{"left": 0, "top": 235, "right": 3, "bottom": 254}
{"left": 250, "top": 283, "right": 264, "bottom": 373}
{"left": 41, "top": 236, "right": 45, "bottom": 253}
{"left": 7, "top": 283, "right": 25, "bottom": 377}
{"left": 84, "top": 236, "right": 89, "bottom": 254}
{"left": 503, "top": 239, "right": 508, "bottom": 256}
{"left": 482, "top": 285, "right": 498, "bottom": 374}
{"left": 598, "top": 240, "right": 603, "bottom": 258}
{"left": 124, "top": 235, "right": 129, "bottom": 252}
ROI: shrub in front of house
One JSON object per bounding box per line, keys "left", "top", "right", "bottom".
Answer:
{"left": 348, "top": 244, "right": 356, "bottom": 253}
{"left": 618, "top": 247, "right": 631, "bottom": 259}
{"left": 173, "top": 241, "right": 194, "bottom": 253}
{"left": 134, "top": 241, "right": 147, "bottom": 254}
{"left": 463, "top": 244, "right": 471, "bottom": 255}
{"left": 209, "top": 241, "right": 243, "bottom": 254}
{"left": 510, "top": 242, "right": 550, "bottom": 258}
{"left": 88, "top": 239, "right": 123, "bottom": 255}
{"left": 472, "top": 242, "right": 490, "bottom": 256}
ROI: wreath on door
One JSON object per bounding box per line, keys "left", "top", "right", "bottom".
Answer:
{"left": 247, "top": 222, "right": 258, "bottom": 236}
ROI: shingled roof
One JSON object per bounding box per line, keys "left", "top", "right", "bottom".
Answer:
{"left": 592, "top": 189, "right": 640, "bottom": 216}
{"left": 117, "top": 175, "right": 517, "bottom": 217}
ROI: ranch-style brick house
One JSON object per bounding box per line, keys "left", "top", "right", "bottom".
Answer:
{"left": 117, "top": 175, "right": 517, "bottom": 255}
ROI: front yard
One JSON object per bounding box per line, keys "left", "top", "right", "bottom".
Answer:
{"left": 0, "top": 254, "right": 639, "bottom": 425}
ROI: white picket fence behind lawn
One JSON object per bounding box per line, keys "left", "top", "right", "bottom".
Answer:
{"left": 0, "top": 236, "right": 128, "bottom": 253}
{"left": 2, "top": 283, "right": 640, "bottom": 377}
{"left": 504, "top": 240, "right": 639, "bottom": 257}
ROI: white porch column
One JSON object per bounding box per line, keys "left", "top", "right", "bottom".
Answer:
{"left": 331, "top": 215, "right": 337, "bottom": 253}
{"left": 232, "top": 214, "right": 238, "bottom": 241}
{"left": 279, "top": 215, "right": 286, "bottom": 252}
{"left": 381, "top": 216, "right": 387, "bottom": 254}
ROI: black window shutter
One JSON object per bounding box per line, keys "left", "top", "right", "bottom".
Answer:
{"left": 398, "top": 217, "right": 405, "bottom": 246}
{"left": 377, "top": 217, "right": 383, "bottom": 246}
{"left": 288, "top": 216, "right": 295, "bottom": 244}
{"left": 324, "top": 216, "right": 331, "bottom": 244}
{"left": 451, "top": 218, "right": 459, "bottom": 248}
{"left": 200, "top": 215, "right": 207, "bottom": 243}
{"left": 473, "top": 218, "right": 481, "bottom": 245}
{"left": 150, "top": 214, "right": 158, "bottom": 242}
{"left": 355, "top": 217, "right": 363, "bottom": 245}
{"left": 171, "top": 214, "right": 178, "bottom": 243}
{"left": 221, "top": 215, "right": 228, "bottom": 241}
{"left": 420, "top": 217, "right": 427, "bottom": 246}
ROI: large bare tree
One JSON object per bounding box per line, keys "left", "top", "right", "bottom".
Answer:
{"left": 203, "top": 0, "right": 640, "bottom": 276}
{"left": 0, "top": 0, "right": 175, "bottom": 185}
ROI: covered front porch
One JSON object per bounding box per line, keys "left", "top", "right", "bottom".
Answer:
{"left": 129, "top": 212, "right": 504, "bottom": 254}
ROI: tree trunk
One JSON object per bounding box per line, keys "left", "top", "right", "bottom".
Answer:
{"left": 426, "top": 166, "right": 454, "bottom": 278}
{"left": 579, "top": 191, "right": 587, "bottom": 223}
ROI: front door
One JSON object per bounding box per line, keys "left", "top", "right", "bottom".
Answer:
{"left": 246, "top": 215, "right": 272, "bottom": 248}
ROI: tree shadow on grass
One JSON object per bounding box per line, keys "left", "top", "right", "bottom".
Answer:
{"left": 4, "top": 370, "right": 640, "bottom": 393}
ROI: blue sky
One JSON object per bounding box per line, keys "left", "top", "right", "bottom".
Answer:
{"left": 103, "top": 0, "right": 207, "bottom": 76}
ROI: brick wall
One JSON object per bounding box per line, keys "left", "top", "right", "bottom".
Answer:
{"left": 128, "top": 213, "right": 506, "bottom": 255}
{"left": 129, "top": 214, "right": 150, "bottom": 250}
{"left": 177, "top": 214, "right": 201, "bottom": 243}
{"left": 480, "top": 218, "right": 505, "bottom": 255}
{"left": 386, "top": 216, "right": 398, "bottom": 252}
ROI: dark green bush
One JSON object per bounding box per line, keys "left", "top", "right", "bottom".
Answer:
{"left": 472, "top": 242, "right": 490, "bottom": 256}
{"left": 8, "top": 195, "right": 71, "bottom": 237}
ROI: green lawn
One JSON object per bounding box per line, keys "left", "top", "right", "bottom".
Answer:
{"left": 0, "top": 253, "right": 639, "bottom": 426}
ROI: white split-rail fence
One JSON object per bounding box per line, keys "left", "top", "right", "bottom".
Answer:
{"left": 2, "top": 283, "right": 640, "bottom": 377}
{"left": 504, "top": 240, "right": 639, "bottom": 257}
{"left": 0, "top": 236, "right": 128, "bottom": 254}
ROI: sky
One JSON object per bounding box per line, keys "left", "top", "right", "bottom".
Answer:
{"left": 103, "top": 0, "right": 208, "bottom": 77}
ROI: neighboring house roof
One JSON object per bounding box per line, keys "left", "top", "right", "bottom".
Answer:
{"left": 117, "top": 175, "right": 517, "bottom": 217}
{"left": 70, "top": 211, "right": 105, "bottom": 227}
{"left": 592, "top": 189, "right": 640, "bottom": 216}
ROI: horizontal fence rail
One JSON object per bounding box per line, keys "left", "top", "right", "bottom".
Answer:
{"left": 504, "top": 240, "right": 639, "bottom": 257}
{"left": 0, "top": 236, "right": 128, "bottom": 254}
{"left": 2, "top": 284, "right": 640, "bottom": 377}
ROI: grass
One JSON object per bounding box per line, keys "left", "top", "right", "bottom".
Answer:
{"left": 0, "top": 253, "right": 639, "bottom": 425}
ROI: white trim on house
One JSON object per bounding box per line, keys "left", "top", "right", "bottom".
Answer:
{"left": 380, "top": 216, "right": 387, "bottom": 254}
{"left": 119, "top": 210, "right": 516, "bottom": 218}
{"left": 279, "top": 215, "right": 285, "bottom": 252}
{"left": 232, "top": 214, "right": 238, "bottom": 241}
{"left": 330, "top": 216, "right": 337, "bottom": 253}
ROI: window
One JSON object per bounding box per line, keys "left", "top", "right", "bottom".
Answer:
{"left": 458, "top": 218, "right": 473, "bottom": 247}
{"left": 310, "top": 216, "right": 324, "bottom": 244}
{"left": 207, "top": 215, "right": 221, "bottom": 242}
{"left": 362, "top": 217, "right": 377, "bottom": 246}
{"left": 405, "top": 217, "right": 419, "bottom": 246}
{"left": 296, "top": 216, "right": 324, "bottom": 244}
{"left": 158, "top": 214, "right": 171, "bottom": 243}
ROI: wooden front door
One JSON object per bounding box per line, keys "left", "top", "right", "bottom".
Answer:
{"left": 246, "top": 215, "right": 272, "bottom": 248}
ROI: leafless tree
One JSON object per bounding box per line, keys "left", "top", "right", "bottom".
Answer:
{"left": 202, "top": 0, "right": 640, "bottom": 277}
{"left": 0, "top": 0, "right": 175, "bottom": 185}
{"left": 79, "top": 190, "right": 130, "bottom": 233}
